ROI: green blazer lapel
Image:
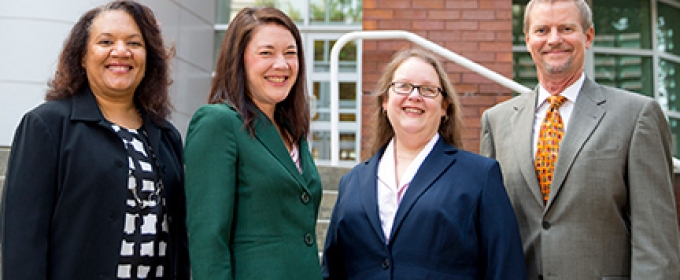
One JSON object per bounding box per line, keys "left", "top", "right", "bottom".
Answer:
{"left": 548, "top": 78, "right": 606, "bottom": 209}
{"left": 252, "top": 111, "right": 308, "bottom": 189}
{"left": 513, "top": 89, "right": 545, "bottom": 206}
{"left": 298, "top": 139, "right": 318, "bottom": 185}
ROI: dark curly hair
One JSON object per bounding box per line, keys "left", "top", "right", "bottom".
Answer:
{"left": 46, "top": 0, "right": 174, "bottom": 122}
{"left": 209, "top": 7, "right": 310, "bottom": 141}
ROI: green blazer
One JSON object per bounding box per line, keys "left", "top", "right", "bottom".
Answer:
{"left": 185, "top": 103, "right": 323, "bottom": 280}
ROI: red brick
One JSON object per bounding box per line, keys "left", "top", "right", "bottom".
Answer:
{"left": 364, "top": 0, "right": 377, "bottom": 9}
{"left": 461, "top": 10, "right": 496, "bottom": 20}
{"left": 364, "top": 10, "right": 394, "bottom": 20}
{"left": 479, "top": 41, "right": 511, "bottom": 51}
{"left": 460, "top": 95, "right": 497, "bottom": 106}
{"left": 446, "top": 0, "right": 478, "bottom": 9}
{"left": 395, "top": 9, "right": 428, "bottom": 19}
{"left": 378, "top": 19, "right": 412, "bottom": 30}
{"left": 479, "top": 84, "right": 514, "bottom": 95}
{"left": 378, "top": 0, "right": 411, "bottom": 8}
{"left": 444, "top": 41, "right": 479, "bottom": 52}
{"left": 461, "top": 30, "right": 496, "bottom": 41}
{"left": 495, "top": 51, "right": 514, "bottom": 63}
{"left": 463, "top": 117, "right": 482, "bottom": 129}
{"left": 479, "top": 0, "right": 512, "bottom": 9}
{"left": 480, "top": 21, "right": 513, "bottom": 31}
{"left": 461, "top": 51, "right": 495, "bottom": 62}
{"left": 445, "top": 21, "right": 479, "bottom": 31}
{"left": 427, "top": 31, "right": 462, "bottom": 41}
{"left": 462, "top": 106, "right": 479, "bottom": 117}
{"left": 495, "top": 10, "right": 513, "bottom": 20}
{"left": 455, "top": 84, "right": 480, "bottom": 95}
{"left": 363, "top": 20, "right": 378, "bottom": 30}
{"left": 414, "top": 0, "right": 445, "bottom": 9}
{"left": 413, "top": 20, "right": 445, "bottom": 30}
{"left": 428, "top": 10, "right": 461, "bottom": 20}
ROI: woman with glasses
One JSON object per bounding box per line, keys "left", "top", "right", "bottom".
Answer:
{"left": 321, "top": 48, "right": 526, "bottom": 279}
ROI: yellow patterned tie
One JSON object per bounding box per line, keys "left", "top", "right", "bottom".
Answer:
{"left": 535, "top": 95, "right": 567, "bottom": 204}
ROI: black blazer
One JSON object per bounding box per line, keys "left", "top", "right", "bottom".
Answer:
{"left": 1, "top": 88, "right": 190, "bottom": 279}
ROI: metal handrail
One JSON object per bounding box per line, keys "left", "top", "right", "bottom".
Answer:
{"left": 329, "top": 30, "right": 531, "bottom": 165}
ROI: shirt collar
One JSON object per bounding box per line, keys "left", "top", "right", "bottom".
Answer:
{"left": 377, "top": 133, "right": 440, "bottom": 187}
{"left": 536, "top": 73, "right": 585, "bottom": 111}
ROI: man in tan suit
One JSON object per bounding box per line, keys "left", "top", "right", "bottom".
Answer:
{"left": 480, "top": 0, "right": 680, "bottom": 279}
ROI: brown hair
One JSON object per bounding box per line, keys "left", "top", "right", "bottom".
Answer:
{"left": 209, "top": 7, "right": 309, "bottom": 141}
{"left": 46, "top": 0, "right": 175, "bottom": 122}
{"left": 523, "top": 0, "right": 593, "bottom": 33}
{"left": 368, "top": 48, "right": 464, "bottom": 159}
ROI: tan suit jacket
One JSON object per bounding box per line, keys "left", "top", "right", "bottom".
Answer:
{"left": 480, "top": 78, "right": 680, "bottom": 279}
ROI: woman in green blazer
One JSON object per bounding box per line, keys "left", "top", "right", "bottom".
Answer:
{"left": 184, "top": 7, "right": 323, "bottom": 280}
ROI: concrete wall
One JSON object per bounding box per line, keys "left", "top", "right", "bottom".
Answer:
{"left": 0, "top": 0, "right": 214, "bottom": 146}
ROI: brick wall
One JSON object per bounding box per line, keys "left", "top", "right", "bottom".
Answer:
{"left": 361, "top": 0, "right": 514, "bottom": 155}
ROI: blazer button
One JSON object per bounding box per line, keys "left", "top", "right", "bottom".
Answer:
{"left": 304, "top": 233, "right": 314, "bottom": 246}
{"left": 300, "top": 192, "right": 310, "bottom": 204}
{"left": 542, "top": 221, "right": 551, "bottom": 230}
{"left": 381, "top": 258, "right": 390, "bottom": 269}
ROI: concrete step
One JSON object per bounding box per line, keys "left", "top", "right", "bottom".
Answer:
{"left": 315, "top": 165, "right": 351, "bottom": 252}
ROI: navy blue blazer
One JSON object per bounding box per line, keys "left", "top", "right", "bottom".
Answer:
{"left": 322, "top": 138, "right": 526, "bottom": 280}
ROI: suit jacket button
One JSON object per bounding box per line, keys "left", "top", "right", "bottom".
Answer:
{"left": 381, "top": 259, "right": 390, "bottom": 269}
{"left": 304, "top": 233, "right": 314, "bottom": 246}
{"left": 300, "top": 192, "right": 310, "bottom": 204}
{"left": 542, "top": 221, "right": 551, "bottom": 230}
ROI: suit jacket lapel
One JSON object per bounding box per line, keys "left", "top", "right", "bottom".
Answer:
{"left": 252, "top": 111, "right": 308, "bottom": 190}
{"left": 389, "top": 139, "right": 457, "bottom": 244}
{"left": 547, "top": 78, "right": 605, "bottom": 208}
{"left": 359, "top": 151, "right": 387, "bottom": 244}
{"left": 513, "top": 90, "right": 546, "bottom": 206}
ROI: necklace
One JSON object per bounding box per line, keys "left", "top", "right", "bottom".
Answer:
{"left": 136, "top": 128, "right": 164, "bottom": 209}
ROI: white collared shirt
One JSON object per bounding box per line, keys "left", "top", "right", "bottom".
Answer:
{"left": 532, "top": 74, "right": 585, "bottom": 158}
{"left": 376, "top": 133, "right": 439, "bottom": 243}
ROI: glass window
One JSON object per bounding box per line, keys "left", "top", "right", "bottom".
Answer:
{"left": 216, "top": 0, "right": 304, "bottom": 24}
{"left": 593, "top": 54, "right": 653, "bottom": 97}
{"left": 313, "top": 40, "right": 358, "bottom": 73}
{"left": 309, "top": 0, "right": 362, "bottom": 25}
{"left": 310, "top": 131, "right": 357, "bottom": 161}
{"left": 512, "top": 0, "right": 529, "bottom": 46}
{"left": 658, "top": 2, "right": 680, "bottom": 56}
{"left": 669, "top": 118, "right": 680, "bottom": 157}
{"left": 660, "top": 58, "right": 680, "bottom": 112}
{"left": 591, "top": 0, "right": 652, "bottom": 49}
{"left": 512, "top": 52, "right": 538, "bottom": 90}
{"left": 312, "top": 81, "right": 357, "bottom": 122}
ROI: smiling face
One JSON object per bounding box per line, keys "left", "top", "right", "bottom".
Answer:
{"left": 525, "top": 1, "right": 594, "bottom": 82}
{"left": 82, "top": 10, "right": 146, "bottom": 101}
{"left": 382, "top": 57, "right": 448, "bottom": 141}
{"left": 244, "top": 23, "right": 299, "bottom": 117}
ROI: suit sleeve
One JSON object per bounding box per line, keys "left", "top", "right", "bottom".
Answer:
{"left": 322, "top": 174, "right": 349, "bottom": 280}
{"left": 478, "top": 161, "right": 527, "bottom": 280}
{"left": 627, "top": 99, "right": 680, "bottom": 279}
{"left": 479, "top": 110, "right": 496, "bottom": 158}
{"left": 1, "top": 111, "right": 59, "bottom": 280}
{"left": 184, "top": 105, "right": 238, "bottom": 280}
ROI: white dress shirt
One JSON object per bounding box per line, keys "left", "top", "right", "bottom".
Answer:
{"left": 376, "top": 133, "right": 439, "bottom": 243}
{"left": 532, "top": 74, "right": 585, "bottom": 158}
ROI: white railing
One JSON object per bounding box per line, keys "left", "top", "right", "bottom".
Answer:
{"left": 328, "top": 30, "right": 531, "bottom": 165}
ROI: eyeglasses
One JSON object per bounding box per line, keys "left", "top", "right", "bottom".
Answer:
{"left": 390, "top": 82, "right": 442, "bottom": 98}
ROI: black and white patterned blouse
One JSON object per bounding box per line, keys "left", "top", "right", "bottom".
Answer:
{"left": 112, "top": 124, "right": 169, "bottom": 280}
